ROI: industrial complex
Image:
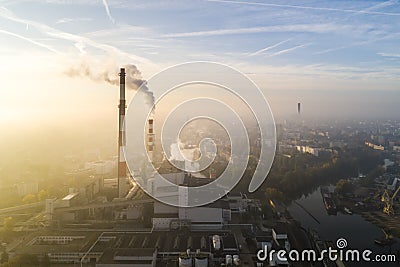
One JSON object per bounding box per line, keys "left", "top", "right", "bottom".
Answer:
{"left": 0, "top": 68, "right": 293, "bottom": 267}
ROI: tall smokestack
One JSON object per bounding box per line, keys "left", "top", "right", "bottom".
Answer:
{"left": 118, "top": 68, "right": 128, "bottom": 198}
{"left": 147, "top": 114, "right": 155, "bottom": 163}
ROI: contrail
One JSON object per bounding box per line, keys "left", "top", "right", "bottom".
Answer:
{"left": 314, "top": 34, "right": 400, "bottom": 55}
{"left": 164, "top": 24, "right": 350, "bottom": 38}
{"left": 0, "top": 6, "right": 154, "bottom": 66}
{"left": 346, "top": 0, "right": 398, "bottom": 18}
{"left": 102, "top": 0, "right": 115, "bottom": 24}
{"left": 358, "top": 0, "right": 397, "bottom": 14}
{"left": 207, "top": 0, "right": 400, "bottom": 16}
{"left": 56, "top": 18, "right": 92, "bottom": 24}
{"left": 248, "top": 39, "right": 291, "bottom": 56}
{"left": 378, "top": 52, "right": 400, "bottom": 58}
{"left": 266, "top": 43, "right": 310, "bottom": 57}
{"left": 0, "top": 28, "right": 61, "bottom": 54}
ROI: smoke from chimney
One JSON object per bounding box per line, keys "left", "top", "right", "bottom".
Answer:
{"left": 64, "top": 62, "right": 154, "bottom": 105}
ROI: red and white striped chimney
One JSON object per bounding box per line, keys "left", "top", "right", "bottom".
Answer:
{"left": 118, "top": 68, "right": 128, "bottom": 198}
{"left": 147, "top": 113, "right": 155, "bottom": 163}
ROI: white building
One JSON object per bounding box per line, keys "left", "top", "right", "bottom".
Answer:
{"left": 296, "top": 145, "right": 319, "bottom": 156}
{"left": 85, "top": 160, "right": 116, "bottom": 175}
{"left": 152, "top": 196, "right": 230, "bottom": 230}
{"left": 17, "top": 182, "right": 38, "bottom": 197}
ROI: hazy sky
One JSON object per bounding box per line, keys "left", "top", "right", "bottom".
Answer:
{"left": 0, "top": 0, "right": 400, "bottom": 125}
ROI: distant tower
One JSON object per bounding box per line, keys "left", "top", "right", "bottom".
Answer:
{"left": 297, "top": 102, "right": 301, "bottom": 114}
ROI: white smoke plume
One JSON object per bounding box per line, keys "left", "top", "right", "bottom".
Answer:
{"left": 64, "top": 61, "right": 154, "bottom": 105}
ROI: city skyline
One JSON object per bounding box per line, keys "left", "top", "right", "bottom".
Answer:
{"left": 0, "top": 0, "right": 400, "bottom": 125}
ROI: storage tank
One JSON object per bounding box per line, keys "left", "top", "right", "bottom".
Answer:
{"left": 179, "top": 255, "right": 192, "bottom": 267}
{"left": 226, "top": 255, "right": 232, "bottom": 265}
{"left": 194, "top": 255, "right": 208, "bottom": 267}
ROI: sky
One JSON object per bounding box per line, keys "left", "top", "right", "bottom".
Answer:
{"left": 0, "top": 0, "right": 400, "bottom": 126}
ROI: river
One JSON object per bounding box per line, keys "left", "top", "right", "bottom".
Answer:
{"left": 287, "top": 187, "right": 400, "bottom": 266}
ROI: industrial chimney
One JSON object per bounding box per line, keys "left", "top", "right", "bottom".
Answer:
{"left": 118, "top": 68, "right": 128, "bottom": 198}
{"left": 147, "top": 113, "right": 155, "bottom": 164}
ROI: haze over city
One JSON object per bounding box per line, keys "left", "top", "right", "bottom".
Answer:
{"left": 1, "top": 0, "right": 400, "bottom": 127}
{"left": 1, "top": 1, "right": 400, "bottom": 267}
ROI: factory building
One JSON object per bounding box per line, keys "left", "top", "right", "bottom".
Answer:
{"left": 11, "top": 230, "right": 245, "bottom": 266}
{"left": 149, "top": 159, "right": 234, "bottom": 231}
{"left": 12, "top": 67, "right": 276, "bottom": 267}
{"left": 97, "top": 248, "right": 157, "bottom": 267}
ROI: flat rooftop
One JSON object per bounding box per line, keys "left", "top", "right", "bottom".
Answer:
{"left": 98, "top": 248, "right": 155, "bottom": 265}
{"left": 11, "top": 230, "right": 100, "bottom": 254}
{"left": 13, "top": 230, "right": 239, "bottom": 256}
{"left": 62, "top": 192, "right": 80, "bottom": 201}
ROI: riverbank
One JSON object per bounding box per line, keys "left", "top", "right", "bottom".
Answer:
{"left": 334, "top": 194, "right": 400, "bottom": 239}
{"left": 360, "top": 211, "right": 400, "bottom": 238}
{"left": 287, "top": 186, "right": 400, "bottom": 266}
